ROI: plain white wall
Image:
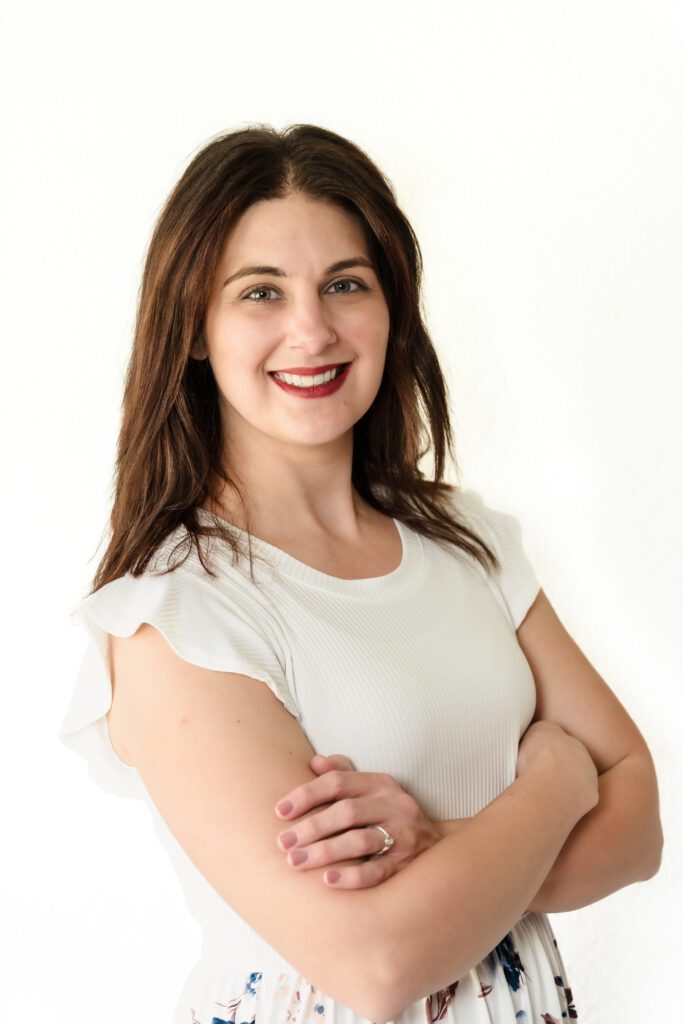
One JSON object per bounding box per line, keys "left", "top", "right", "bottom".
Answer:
{"left": 2, "top": 1, "right": 680, "bottom": 1020}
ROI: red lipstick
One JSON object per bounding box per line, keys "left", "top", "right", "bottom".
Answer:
{"left": 269, "top": 362, "right": 352, "bottom": 399}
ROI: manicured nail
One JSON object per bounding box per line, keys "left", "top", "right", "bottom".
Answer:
{"left": 279, "top": 831, "right": 297, "bottom": 850}
{"left": 276, "top": 800, "right": 293, "bottom": 816}
{"left": 290, "top": 850, "right": 307, "bottom": 865}
{"left": 326, "top": 870, "right": 341, "bottom": 884}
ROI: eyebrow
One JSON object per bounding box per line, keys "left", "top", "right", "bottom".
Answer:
{"left": 222, "top": 256, "right": 376, "bottom": 288}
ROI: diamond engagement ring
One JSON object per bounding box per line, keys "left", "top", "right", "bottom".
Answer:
{"left": 367, "top": 824, "right": 396, "bottom": 857}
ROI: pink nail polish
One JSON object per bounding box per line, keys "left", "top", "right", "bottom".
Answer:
{"left": 280, "top": 831, "right": 297, "bottom": 849}
{"left": 276, "top": 800, "right": 293, "bottom": 816}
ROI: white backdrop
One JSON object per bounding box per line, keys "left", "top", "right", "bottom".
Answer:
{"left": 2, "top": 1, "right": 681, "bottom": 1021}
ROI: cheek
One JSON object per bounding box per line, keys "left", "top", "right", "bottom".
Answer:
{"left": 213, "top": 324, "right": 274, "bottom": 376}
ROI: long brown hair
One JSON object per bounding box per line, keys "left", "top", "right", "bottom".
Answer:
{"left": 89, "top": 122, "right": 499, "bottom": 593}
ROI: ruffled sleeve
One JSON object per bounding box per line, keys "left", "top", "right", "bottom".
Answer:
{"left": 451, "top": 487, "right": 541, "bottom": 631}
{"left": 58, "top": 553, "right": 300, "bottom": 799}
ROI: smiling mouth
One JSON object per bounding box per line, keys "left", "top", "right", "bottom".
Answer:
{"left": 269, "top": 362, "right": 350, "bottom": 376}
{"left": 268, "top": 362, "right": 352, "bottom": 392}
{"left": 268, "top": 363, "right": 351, "bottom": 383}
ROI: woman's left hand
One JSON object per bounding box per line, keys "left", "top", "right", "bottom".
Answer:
{"left": 273, "top": 753, "right": 443, "bottom": 889}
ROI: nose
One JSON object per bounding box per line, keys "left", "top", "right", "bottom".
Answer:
{"left": 283, "top": 290, "right": 338, "bottom": 356}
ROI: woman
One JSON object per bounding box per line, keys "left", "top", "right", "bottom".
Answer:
{"left": 59, "top": 123, "right": 663, "bottom": 1023}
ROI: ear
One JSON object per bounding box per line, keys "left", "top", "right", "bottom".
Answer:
{"left": 190, "top": 334, "right": 208, "bottom": 361}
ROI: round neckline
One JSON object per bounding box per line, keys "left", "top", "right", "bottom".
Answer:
{"left": 197, "top": 507, "right": 423, "bottom": 595}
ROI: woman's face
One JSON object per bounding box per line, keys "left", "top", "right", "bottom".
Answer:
{"left": 196, "top": 192, "right": 391, "bottom": 461}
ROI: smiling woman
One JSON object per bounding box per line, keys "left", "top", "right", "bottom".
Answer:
{"left": 58, "top": 122, "right": 662, "bottom": 1024}
{"left": 188, "top": 191, "right": 392, "bottom": 469}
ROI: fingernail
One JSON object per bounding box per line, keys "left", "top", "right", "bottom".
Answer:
{"left": 276, "top": 800, "right": 293, "bottom": 816}
{"left": 279, "top": 831, "right": 298, "bottom": 849}
{"left": 290, "top": 850, "right": 307, "bottom": 865}
{"left": 326, "top": 870, "right": 341, "bottom": 884}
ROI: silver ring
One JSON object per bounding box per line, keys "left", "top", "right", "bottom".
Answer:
{"left": 367, "top": 823, "right": 395, "bottom": 857}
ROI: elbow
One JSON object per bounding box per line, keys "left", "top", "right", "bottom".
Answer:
{"left": 318, "top": 953, "right": 397, "bottom": 1023}
{"left": 327, "top": 928, "right": 409, "bottom": 1023}
{"left": 640, "top": 821, "right": 664, "bottom": 881}
{"left": 368, "top": 989, "right": 410, "bottom": 1024}
{"left": 368, "top": 907, "right": 488, "bottom": 1022}
{"left": 369, "top": 942, "right": 466, "bottom": 1024}
{"left": 361, "top": 961, "right": 405, "bottom": 1023}
{"left": 350, "top": 986, "right": 399, "bottom": 1024}
{"left": 360, "top": 940, "right": 413, "bottom": 1024}
{"left": 361, "top": 996, "right": 400, "bottom": 1024}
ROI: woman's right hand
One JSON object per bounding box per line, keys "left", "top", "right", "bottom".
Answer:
{"left": 516, "top": 720, "right": 599, "bottom": 820}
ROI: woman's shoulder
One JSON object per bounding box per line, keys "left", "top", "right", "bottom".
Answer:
{"left": 58, "top": 520, "right": 300, "bottom": 800}
{"left": 445, "top": 485, "right": 541, "bottom": 631}
{"left": 78, "top": 520, "right": 279, "bottom": 654}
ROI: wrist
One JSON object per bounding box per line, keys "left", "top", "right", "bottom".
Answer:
{"left": 431, "top": 819, "right": 446, "bottom": 840}
{"left": 515, "top": 760, "right": 588, "bottom": 835}
{"left": 431, "top": 818, "right": 469, "bottom": 839}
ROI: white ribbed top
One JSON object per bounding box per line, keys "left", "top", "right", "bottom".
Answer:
{"left": 56, "top": 487, "right": 576, "bottom": 1024}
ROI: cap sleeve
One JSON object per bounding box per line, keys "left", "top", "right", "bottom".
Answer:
{"left": 58, "top": 554, "right": 300, "bottom": 799}
{"left": 452, "top": 487, "right": 541, "bottom": 630}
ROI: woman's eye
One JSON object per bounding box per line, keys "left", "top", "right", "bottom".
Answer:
{"left": 242, "top": 278, "right": 366, "bottom": 303}
{"left": 243, "top": 286, "right": 277, "bottom": 303}
{"left": 328, "top": 278, "right": 365, "bottom": 295}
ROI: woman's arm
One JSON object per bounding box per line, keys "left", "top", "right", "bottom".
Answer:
{"left": 526, "top": 748, "right": 662, "bottom": 911}
{"left": 112, "top": 625, "right": 593, "bottom": 1024}
{"left": 432, "top": 745, "right": 663, "bottom": 913}
{"left": 367, "top": 725, "right": 597, "bottom": 1021}
{"left": 514, "top": 588, "right": 664, "bottom": 910}
{"left": 285, "top": 747, "right": 593, "bottom": 1019}
{"left": 433, "top": 747, "right": 662, "bottom": 914}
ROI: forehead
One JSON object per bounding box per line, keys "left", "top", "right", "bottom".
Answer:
{"left": 219, "top": 194, "right": 370, "bottom": 264}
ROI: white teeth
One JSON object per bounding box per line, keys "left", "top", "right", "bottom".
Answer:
{"left": 273, "top": 366, "right": 342, "bottom": 387}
